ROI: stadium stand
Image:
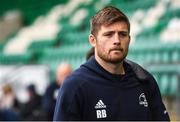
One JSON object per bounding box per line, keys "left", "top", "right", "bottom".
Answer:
{"left": 0, "top": 0, "right": 180, "bottom": 120}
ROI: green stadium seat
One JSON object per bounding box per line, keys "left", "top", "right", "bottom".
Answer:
{"left": 168, "top": 74, "right": 178, "bottom": 96}
{"left": 61, "top": 30, "right": 89, "bottom": 45}
{"left": 1, "top": 0, "right": 179, "bottom": 88}
{"left": 159, "top": 74, "right": 169, "bottom": 96}
{"left": 0, "top": 52, "right": 32, "bottom": 64}
{"left": 147, "top": 64, "right": 180, "bottom": 96}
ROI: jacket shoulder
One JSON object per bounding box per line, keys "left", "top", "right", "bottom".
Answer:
{"left": 125, "top": 59, "right": 154, "bottom": 81}
{"left": 125, "top": 59, "right": 160, "bottom": 95}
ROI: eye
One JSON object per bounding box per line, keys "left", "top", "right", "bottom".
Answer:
{"left": 103, "top": 32, "right": 113, "bottom": 37}
{"left": 119, "top": 32, "right": 128, "bottom": 37}
{"left": 105, "top": 33, "right": 112, "bottom": 37}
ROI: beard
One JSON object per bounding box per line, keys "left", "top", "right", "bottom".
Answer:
{"left": 96, "top": 46, "right": 128, "bottom": 64}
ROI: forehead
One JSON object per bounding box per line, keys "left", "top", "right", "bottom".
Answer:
{"left": 99, "top": 21, "right": 129, "bottom": 33}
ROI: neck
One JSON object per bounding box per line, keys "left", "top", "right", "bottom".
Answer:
{"left": 95, "top": 55, "right": 125, "bottom": 75}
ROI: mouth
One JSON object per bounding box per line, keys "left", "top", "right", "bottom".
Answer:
{"left": 110, "top": 48, "right": 123, "bottom": 52}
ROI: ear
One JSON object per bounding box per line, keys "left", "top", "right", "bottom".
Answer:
{"left": 89, "top": 34, "right": 96, "bottom": 47}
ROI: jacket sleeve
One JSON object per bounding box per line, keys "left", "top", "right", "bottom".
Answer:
{"left": 148, "top": 76, "right": 170, "bottom": 121}
{"left": 53, "top": 76, "right": 82, "bottom": 121}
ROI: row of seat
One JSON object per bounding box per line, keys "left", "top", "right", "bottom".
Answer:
{"left": 40, "top": 56, "right": 86, "bottom": 81}
{"left": 34, "top": 0, "right": 94, "bottom": 78}
{"left": 153, "top": 73, "right": 178, "bottom": 96}
{"left": 0, "top": 0, "right": 93, "bottom": 64}
{"left": 127, "top": 42, "right": 180, "bottom": 65}
{"left": 110, "top": 0, "right": 156, "bottom": 17}
{"left": 37, "top": 43, "right": 91, "bottom": 68}
{"left": 136, "top": 8, "right": 180, "bottom": 42}
{"left": 0, "top": 0, "right": 69, "bottom": 24}
{"left": 147, "top": 64, "right": 180, "bottom": 96}
{"left": 58, "top": 1, "right": 97, "bottom": 34}
{"left": 61, "top": 30, "right": 89, "bottom": 45}
{"left": 0, "top": 52, "right": 32, "bottom": 64}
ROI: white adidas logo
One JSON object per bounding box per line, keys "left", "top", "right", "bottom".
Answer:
{"left": 94, "top": 100, "right": 106, "bottom": 109}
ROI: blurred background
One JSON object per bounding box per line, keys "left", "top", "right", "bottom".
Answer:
{"left": 0, "top": 0, "right": 179, "bottom": 121}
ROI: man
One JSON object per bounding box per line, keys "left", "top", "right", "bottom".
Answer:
{"left": 42, "top": 63, "right": 72, "bottom": 120}
{"left": 20, "top": 84, "right": 42, "bottom": 120}
{"left": 53, "top": 6, "right": 170, "bottom": 121}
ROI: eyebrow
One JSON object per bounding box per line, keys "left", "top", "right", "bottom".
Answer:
{"left": 102, "top": 31, "right": 114, "bottom": 36}
{"left": 102, "top": 30, "right": 128, "bottom": 35}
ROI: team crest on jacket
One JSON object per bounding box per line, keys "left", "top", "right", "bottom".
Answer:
{"left": 139, "top": 93, "right": 148, "bottom": 107}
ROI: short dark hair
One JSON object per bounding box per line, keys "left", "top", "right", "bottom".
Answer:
{"left": 90, "top": 6, "right": 130, "bottom": 37}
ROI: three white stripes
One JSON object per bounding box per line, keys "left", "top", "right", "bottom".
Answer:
{"left": 95, "top": 99, "right": 106, "bottom": 109}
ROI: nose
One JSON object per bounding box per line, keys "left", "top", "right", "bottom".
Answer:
{"left": 113, "top": 33, "right": 120, "bottom": 46}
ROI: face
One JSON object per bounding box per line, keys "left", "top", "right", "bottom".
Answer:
{"left": 89, "top": 21, "right": 130, "bottom": 64}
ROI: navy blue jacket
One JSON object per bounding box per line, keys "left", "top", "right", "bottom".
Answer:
{"left": 53, "top": 56, "right": 170, "bottom": 121}
{"left": 42, "top": 82, "right": 60, "bottom": 120}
